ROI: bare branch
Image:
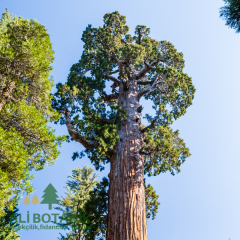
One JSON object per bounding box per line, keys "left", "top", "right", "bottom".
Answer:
{"left": 102, "top": 93, "right": 119, "bottom": 103}
{"left": 64, "top": 108, "right": 98, "bottom": 149}
{"left": 64, "top": 108, "right": 114, "bottom": 157}
{"left": 121, "top": 39, "right": 127, "bottom": 44}
{"left": 100, "top": 118, "right": 113, "bottom": 125}
{"left": 9, "top": 95, "right": 18, "bottom": 102}
{"left": 136, "top": 57, "right": 164, "bottom": 80}
{"left": 108, "top": 69, "right": 119, "bottom": 75}
{"left": 137, "top": 80, "right": 154, "bottom": 86}
{"left": 105, "top": 75, "right": 120, "bottom": 85}
{"left": 111, "top": 51, "right": 123, "bottom": 75}
{"left": 138, "top": 77, "right": 161, "bottom": 99}
{"left": 141, "top": 119, "right": 157, "bottom": 133}
{"left": 139, "top": 150, "right": 149, "bottom": 155}
{"left": 91, "top": 130, "right": 98, "bottom": 140}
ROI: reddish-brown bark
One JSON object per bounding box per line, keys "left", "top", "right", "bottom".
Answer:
{"left": 106, "top": 78, "right": 147, "bottom": 240}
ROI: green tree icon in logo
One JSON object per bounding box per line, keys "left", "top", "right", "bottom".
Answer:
{"left": 40, "top": 183, "right": 59, "bottom": 210}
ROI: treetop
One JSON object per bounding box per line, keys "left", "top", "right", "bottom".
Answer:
{"left": 53, "top": 11, "right": 195, "bottom": 175}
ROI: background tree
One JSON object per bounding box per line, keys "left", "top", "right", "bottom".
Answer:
{"left": 54, "top": 166, "right": 99, "bottom": 240}
{"left": 0, "top": 9, "right": 65, "bottom": 216}
{"left": 40, "top": 183, "right": 59, "bottom": 210}
{"left": 0, "top": 205, "right": 20, "bottom": 240}
{"left": 220, "top": 0, "right": 240, "bottom": 32}
{"left": 53, "top": 11, "right": 195, "bottom": 239}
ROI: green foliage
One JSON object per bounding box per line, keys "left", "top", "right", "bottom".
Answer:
{"left": 53, "top": 11, "right": 195, "bottom": 222}
{"left": 220, "top": 0, "right": 240, "bottom": 33}
{"left": 82, "top": 177, "right": 108, "bottom": 240}
{"left": 55, "top": 167, "right": 160, "bottom": 239}
{"left": 55, "top": 166, "right": 101, "bottom": 240}
{"left": 145, "top": 183, "right": 160, "bottom": 220}
{"left": 0, "top": 205, "right": 20, "bottom": 240}
{"left": 0, "top": 9, "right": 65, "bottom": 216}
{"left": 0, "top": 9, "right": 57, "bottom": 116}
{"left": 53, "top": 11, "right": 195, "bottom": 174}
{"left": 142, "top": 126, "right": 191, "bottom": 176}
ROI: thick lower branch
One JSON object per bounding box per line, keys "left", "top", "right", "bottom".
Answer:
{"left": 64, "top": 109, "right": 98, "bottom": 149}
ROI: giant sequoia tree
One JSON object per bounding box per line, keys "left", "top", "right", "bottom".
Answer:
{"left": 0, "top": 10, "right": 64, "bottom": 216}
{"left": 220, "top": 0, "right": 240, "bottom": 32}
{"left": 54, "top": 11, "right": 195, "bottom": 239}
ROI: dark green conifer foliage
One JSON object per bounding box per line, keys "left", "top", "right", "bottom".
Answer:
{"left": 220, "top": 0, "right": 240, "bottom": 32}
{"left": 53, "top": 11, "right": 195, "bottom": 236}
{"left": 53, "top": 11, "right": 194, "bottom": 173}
{"left": 0, "top": 206, "right": 20, "bottom": 240}
{"left": 145, "top": 184, "right": 160, "bottom": 220}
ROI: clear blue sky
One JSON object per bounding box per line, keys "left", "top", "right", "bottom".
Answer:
{"left": 1, "top": 0, "right": 239, "bottom": 239}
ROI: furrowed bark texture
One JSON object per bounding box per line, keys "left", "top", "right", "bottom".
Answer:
{"left": 106, "top": 78, "right": 147, "bottom": 240}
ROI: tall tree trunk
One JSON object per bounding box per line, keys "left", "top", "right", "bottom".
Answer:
{"left": 106, "top": 78, "right": 147, "bottom": 240}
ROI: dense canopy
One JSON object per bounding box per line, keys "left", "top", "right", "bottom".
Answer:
{"left": 54, "top": 11, "right": 195, "bottom": 175}
{"left": 0, "top": 10, "right": 64, "bottom": 216}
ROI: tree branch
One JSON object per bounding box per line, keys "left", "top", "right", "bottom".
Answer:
{"left": 108, "top": 69, "right": 119, "bottom": 75}
{"left": 100, "top": 118, "right": 113, "bottom": 125}
{"left": 111, "top": 51, "right": 123, "bottom": 75}
{"left": 136, "top": 58, "right": 164, "bottom": 80}
{"left": 139, "top": 150, "right": 149, "bottom": 155}
{"left": 137, "top": 80, "right": 154, "bottom": 86}
{"left": 64, "top": 108, "right": 98, "bottom": 149}
{"left": 105, "top": 75, "right": 120, "bottom": 85}
{"left": 93, "top": 32, "right": 124, "bottom": 76}
{"left": 138, "top": 77, "right": 160, "bottom": 99}
{"left": 9, "top": 95, "right": 18, "bottom": 103}
{"left": 102, "top": 93, "right": 119, "bottom": 103}
{"left": 0, "top": 81, "right": 16, "bottom": 112}
{"left": 141, "top": 119, "right": 157, "bottom": 133}
{"left": 121, "top": 39, "right": 127, "bottom": 44}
